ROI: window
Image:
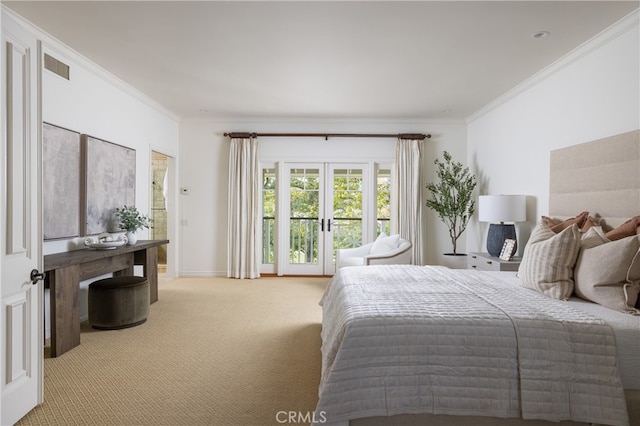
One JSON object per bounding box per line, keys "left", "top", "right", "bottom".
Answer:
{"left": 376, "top": 168, "right": 391, "bottom": 236}
{"left": 262, "top": 168, "right": 276, "bottom": 264}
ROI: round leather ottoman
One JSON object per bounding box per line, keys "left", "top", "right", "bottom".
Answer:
{"left": 88, "top": 276, "right": 149, "bottom": 330}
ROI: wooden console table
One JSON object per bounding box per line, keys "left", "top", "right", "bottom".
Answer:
{"left": 43, "top": 240, "right": 169, "bottom": 357}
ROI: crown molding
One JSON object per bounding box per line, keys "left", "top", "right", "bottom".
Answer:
{"left": 466, "top": 8, "right": 639, "bottom": 124}
{"left": 182, "top": 115, "right": 466, "bottom": 126}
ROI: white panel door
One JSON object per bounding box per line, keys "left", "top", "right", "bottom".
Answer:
{"left": 1, "top": 13, "right": 43, "bottom": 425}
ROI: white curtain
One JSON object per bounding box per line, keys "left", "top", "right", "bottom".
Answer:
{"left": 227, "top": 137, "right": 261, "bottom": 279}
{"left": 392, "top": 138, "right": 424, "bottom": 264}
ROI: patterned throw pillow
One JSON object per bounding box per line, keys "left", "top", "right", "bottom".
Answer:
{"left": 518, "top": 223, "right": 581, "bottom": 300}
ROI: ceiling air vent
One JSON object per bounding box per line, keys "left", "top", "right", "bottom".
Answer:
{"left": 44, "top": 53, "right": 70, "bottom": 80}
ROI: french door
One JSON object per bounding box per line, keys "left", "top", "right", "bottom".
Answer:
{"left": 281, "top": 163, "right": 369, "bottom": 275}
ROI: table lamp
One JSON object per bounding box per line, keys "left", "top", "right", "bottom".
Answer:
{"left": 479, "top": 195, "right": 526, "bottom": 257}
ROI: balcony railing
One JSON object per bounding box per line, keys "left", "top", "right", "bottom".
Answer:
{"left": 289, "top": 217, "right": 318, "bottom": 264}
{"left": 261, "top": 217, "right": 391, "bottom": 265}
{"left": 262, "top": 217, "right": 275, "bottom": 264}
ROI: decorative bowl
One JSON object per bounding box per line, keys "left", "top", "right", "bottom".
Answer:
{"left": 84, "top": 233, "right": 128, "bottom": 250}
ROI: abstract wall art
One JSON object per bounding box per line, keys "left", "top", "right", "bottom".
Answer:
{"left": 43, "top": 123, "right": 81, "bottom": 240}
{"left": 82, "top": 135, "right": 136, "bottom": 235}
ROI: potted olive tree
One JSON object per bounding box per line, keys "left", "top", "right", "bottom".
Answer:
{"left": 115, "top": 205, "right": 152, "bottom": 245}
{"left": 425, "top": 151, "right": 477, "bottom": 255}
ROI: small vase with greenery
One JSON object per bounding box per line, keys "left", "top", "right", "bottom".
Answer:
{"left": 115, "top": 205, "right": 152, "bottom": 245}
{"left": 425, "top": 151, "right": 477, "bottom": 255}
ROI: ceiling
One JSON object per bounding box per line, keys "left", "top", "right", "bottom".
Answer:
{"left": 3, "top": 1, "right": 638, "bottom": 121}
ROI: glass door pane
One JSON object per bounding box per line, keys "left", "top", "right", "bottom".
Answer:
{"left": 376, "top": 168, "right": 392, "bottom": 236}
{"left": 325, "top": 165, "right": 368, "bottom": 274}
{"left": 285, "top": 166, "right": 324, "bottom": 274}
{"left": 331, "top": 168, "right": 363, "bottom": 250}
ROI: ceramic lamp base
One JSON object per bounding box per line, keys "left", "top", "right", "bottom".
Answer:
{"left": 487, "top": 223, "right": 517, "bottom": 257}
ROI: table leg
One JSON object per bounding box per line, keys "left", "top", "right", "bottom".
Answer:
{"left": 135, "top": 247, "right": 158, "bottom": 303}
{"left": 48, "top": 265, "right": 81, "bottom": 357}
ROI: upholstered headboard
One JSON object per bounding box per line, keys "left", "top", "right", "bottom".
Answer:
{"left": 549, "top": 129, "right": 640, "bottom": 229}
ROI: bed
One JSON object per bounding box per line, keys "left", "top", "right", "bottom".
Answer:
{"left": 314, "top": 130, "right": 640, "bottom": 426}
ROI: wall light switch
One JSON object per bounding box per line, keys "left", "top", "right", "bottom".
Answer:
{"left": 180, "top": 187, "right": 190, "bottom": 195}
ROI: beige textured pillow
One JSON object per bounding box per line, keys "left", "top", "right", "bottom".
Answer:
{"left": 574, "top": 235, "right": 640, "bottom": 313}
{"left": 518, "top": 223, "right": 581, "bottom": 300}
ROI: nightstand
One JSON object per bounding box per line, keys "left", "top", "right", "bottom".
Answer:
{"left": 468, "top": 252, "right": 521, "bottom": 272}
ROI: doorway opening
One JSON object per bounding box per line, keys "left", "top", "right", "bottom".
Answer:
{"left": 151, "top": 151, "right": 168, "bottom": 273}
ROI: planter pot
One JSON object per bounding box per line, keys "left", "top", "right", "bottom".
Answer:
{"left": 439, "top": 253, "right": 467, "bottom": 269}
{"left": 125, "top": 231, "right": 137, "bottom": 245}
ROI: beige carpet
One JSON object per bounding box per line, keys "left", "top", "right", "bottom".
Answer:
{"left": 17, "top": 276, "right": 329, "bottom": 426}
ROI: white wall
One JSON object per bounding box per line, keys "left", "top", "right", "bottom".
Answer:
{"left": 41, "top": 43, "right": 180, "bottom": 255}
{"left": 466, "top": 12, "right": 639, "bottom": 255}
{"left": 178, "top": 119, "right": 467, "bottom": 276}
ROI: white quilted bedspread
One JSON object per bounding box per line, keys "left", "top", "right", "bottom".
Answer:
{"left": 315, "top": 265, "right": 629, "bottom": 425}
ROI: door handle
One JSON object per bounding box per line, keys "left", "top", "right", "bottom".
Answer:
{"left": 320, "top": 219, "right": 324, "bottom": 232}
{"left": 327, "top": 219, "right": 331, "bottom": 232}
{"left": 30, "top": 269, "right": 46, "bottom": 285}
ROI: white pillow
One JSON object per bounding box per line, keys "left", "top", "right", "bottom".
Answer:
{"left": 370, "top": 233, "right": 400, "bottom": 255}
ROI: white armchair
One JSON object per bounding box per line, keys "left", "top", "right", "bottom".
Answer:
{"left": 336, "top": 233, "right": 413, "bottom": 269}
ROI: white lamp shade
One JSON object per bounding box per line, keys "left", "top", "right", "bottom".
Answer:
{"left": 478, "top": 195, "right": 526, "bottom": 223}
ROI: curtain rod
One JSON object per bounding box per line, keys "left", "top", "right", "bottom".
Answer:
{"left": 223, "top": 132, "right": 431, "bottom": 140}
